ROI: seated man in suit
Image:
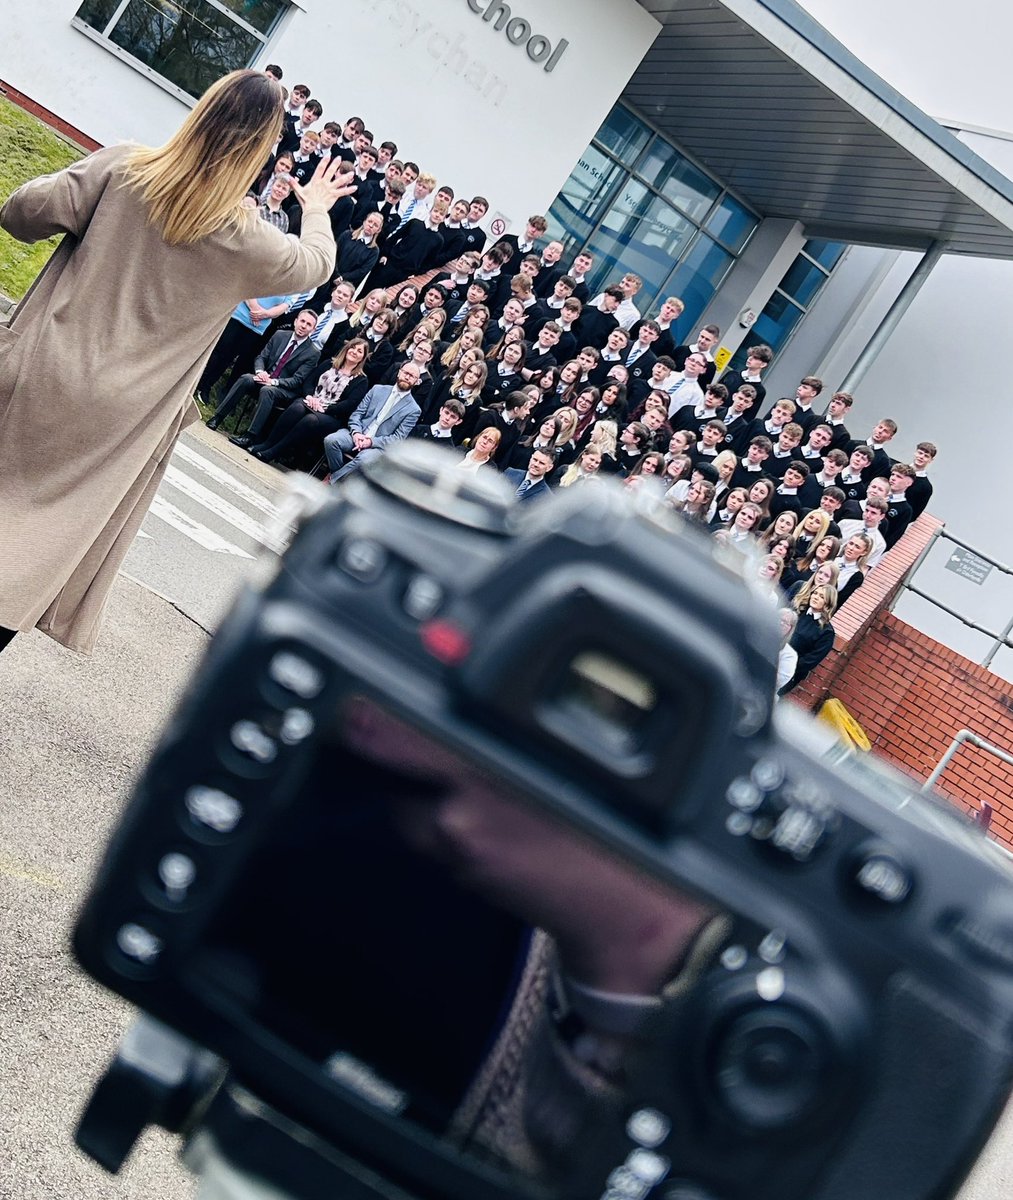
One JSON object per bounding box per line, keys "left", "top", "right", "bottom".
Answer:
{"left": 208, "top": 309, "right": 320, "bottom": 442}
{"left": 503, "top": 447, "right": 555, "bottom": 502}
{"left": 323, "top": 361, "right": 422, "bottom": 483}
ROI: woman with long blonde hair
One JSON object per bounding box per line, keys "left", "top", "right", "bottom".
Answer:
{"left": 439, "top": 326, "right": 484, "bottom": 373}
{"left": 0, "top": 69, "right": 351, "bottom": 655}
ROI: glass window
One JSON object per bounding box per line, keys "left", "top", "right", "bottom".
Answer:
{"left": 706, "top": 194, "right": 758, "bottom": 254}
{"left": 215, "top": 0, "right": 287, "bottom": 35}
{"left": 74, "top": 0, "right": 287, "bottom": 98}
{"left": 546, "top": 147, "right": 626, "bottom": 253}
{"left": 661, "top": 234, "right": 734, "bottom": 335}
{"left": 778, "top": 256, "right": 828, "bottom": 309}
{"left": 593, "top": 105, "right": 651, "bottom": 163}
{"left": 76, "top": 0, "right": 120, "bottom": 31}
{"left": 742, "top": 293, "right": 805, "bottom": 358}
{"left": 583, "top": 182, "right": 695, "bottom": 304}
{"left": 803, "top": 239, "right": 846, "bottom": 271}
{"left": 634, "top": 144, "right": 719, "bottom": 223}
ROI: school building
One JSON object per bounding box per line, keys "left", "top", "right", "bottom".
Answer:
{"left": 4, "top": 1, "right": 1013, "bottom": 804}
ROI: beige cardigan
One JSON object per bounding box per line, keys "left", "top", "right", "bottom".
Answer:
{"left": 0, "top": 144, "right": 335, "bottom": 651}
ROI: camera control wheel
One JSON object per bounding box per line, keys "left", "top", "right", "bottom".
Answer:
{"left": 711, "top": 1003, "right": 833, "bottom": 1131}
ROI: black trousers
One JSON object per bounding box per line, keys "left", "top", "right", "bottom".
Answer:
{"left": 197, "top": 320, "right": 268, "bottom": 397}
{"left": 256, "top": 402, "right": 342, "bottom": 461}
{"left": 0, "top": 626, "right": 16, "bottom": 653}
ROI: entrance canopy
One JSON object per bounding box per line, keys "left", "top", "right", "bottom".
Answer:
{"left": 626, "top": 0, "right": 1013, "bottom": 256}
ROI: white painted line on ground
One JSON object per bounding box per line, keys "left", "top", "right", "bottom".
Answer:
{"left": 149, "top": 495, "right": 254, "bottom": 558}
{"left": 173, "top": 441, "right": 280, "bottom": 518}
{"left": 163, "top": 465, "right": 273, "bottom": 548}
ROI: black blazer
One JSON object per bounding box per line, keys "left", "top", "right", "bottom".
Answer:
{"left": 780, "top": 613, "right": 835, "bottom": 694}
{"left": 481, "top": 368, "right": 525, "bottom": 405}
{"left": 575, "top": 308, "right": 619, "bottom": 350}
{"left": 533, "top": 264, "right": 566, "bottom": 299}
{"left": 289, "top": 152, "right": 321, "bottom": 186}
{"left": 381, "top": 220, "right": 445, "bottom": 278}
{"left": 254, "top": 333, "right": 320, "bottom": 396}
{"left": 623, "top": 348, "right": 658, "bottom": 407}
{"left": 333, "top": 230, "right": 380, "bottom": 286}
{"left": 363, "top": 336, "right": 395, "bottom": 385}
{"left": 439, "top": 225, "right": 471, "bottom": 263}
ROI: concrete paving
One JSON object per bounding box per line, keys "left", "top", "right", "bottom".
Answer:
{"left": 1, "top": 578, "right": 202, "bottom": 1200}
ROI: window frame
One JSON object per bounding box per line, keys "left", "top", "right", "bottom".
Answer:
{"left": 71, "top": 0, "right": 291, "bottom": 107}
{"left": 548, "top": 101, "right": 761, "bottom": 321}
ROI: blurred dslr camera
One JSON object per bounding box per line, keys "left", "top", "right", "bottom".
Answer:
{"left": 73, "top": 444, "right": 1013, "bottom": 1200}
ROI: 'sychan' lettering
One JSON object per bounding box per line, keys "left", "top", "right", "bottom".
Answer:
{"left": 466, "top": 0, "right": 569, "bottom": 72}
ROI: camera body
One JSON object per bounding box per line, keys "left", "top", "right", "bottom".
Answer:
{"left": 74, "top": 445, "right": 1013, "bottom": 1200}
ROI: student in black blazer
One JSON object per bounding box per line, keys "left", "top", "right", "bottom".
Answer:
{"left": 494, "top": 215, "right": 548, "bottom": 276}
{"left": 366, "top": 210, "right": 449, "bottom": 292}
{"left": 361, "top": 310, "right": 397, "bottom": 385}
{"left": 481, "top": 341, "right": 527, "bottom": 404}
{"left": 329, "top": 218, "right": 382, "bottom": 288}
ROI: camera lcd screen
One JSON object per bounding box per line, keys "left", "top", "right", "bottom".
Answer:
{"left": 190, "top": 696, "right": 715, "bottom": 1187}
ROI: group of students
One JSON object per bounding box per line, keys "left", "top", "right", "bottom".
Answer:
{"left": 198, "top": 70, "right": 941, "bottom": 695}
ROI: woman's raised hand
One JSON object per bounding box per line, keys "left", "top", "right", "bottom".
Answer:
{"left": 290, "top": 156, "right": 357, "bottom": 214}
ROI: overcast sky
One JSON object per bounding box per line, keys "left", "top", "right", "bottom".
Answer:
{"left": 795, "top": 0, "right": 1013, "bottom": 133}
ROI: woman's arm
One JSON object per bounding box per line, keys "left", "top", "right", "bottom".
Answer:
{"left": 0, "top": 145, "right": 125, "bottom": 243}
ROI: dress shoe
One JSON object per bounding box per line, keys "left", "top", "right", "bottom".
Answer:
{"left": 206, "top": 416, "right": 221, "bottom": 431}
{"left": 229, "top": 434, "right": 254, "bottom": 448}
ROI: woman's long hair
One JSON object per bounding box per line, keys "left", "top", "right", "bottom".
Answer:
{"left": 122, "top": 70, "right": 285, "bottom": 246}
{"left": 331, "top": 337, "right": 370, "bottom": 376}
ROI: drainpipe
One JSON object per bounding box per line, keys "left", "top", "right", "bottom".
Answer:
{"left": 838, "top": 240, "right": 946, "bottom": 394}
{"left": 922, "top": 729, "right": 1013, "bottom": 831}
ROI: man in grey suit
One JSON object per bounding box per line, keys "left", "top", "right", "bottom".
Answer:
{"left": 207, "top": 309, "right": 320, "bottom": 443}
{"left": 324, "top": 361, "right": 422, "bottom": 483}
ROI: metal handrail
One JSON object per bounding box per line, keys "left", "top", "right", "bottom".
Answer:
{"left": 889, "top": 526, "right": 1013, "bottom": 667}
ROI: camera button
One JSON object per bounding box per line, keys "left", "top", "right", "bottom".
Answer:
{"left": 338, "top": 538, "right": 387, "bottom": 582}
{"left": 750, "top": 758, "right": 784, "bottom": 792}
{"left": 229, "top": 720, "right": 278, "bottom": 765}
{"left": 769, "top": 805, "right": 827, "bottom": 862}
{"left": 403, "top": 574, "right": 444, "bottom": 621}
{"left": 267, "top": 652, "right": 325, "bottom": 700}
{"left": 727, "top": 777, "right": 762, "bottom": 811}
{"left": 115, "top": 922, "right": 163, "bottom": 967}
{"left": 852, "top": 851, "right": 913, "bottom": 905}
{"left": 626, "top": 1108, "right": 670, "bottom": 1148}
{"left": 279, "top": 707, "right": 315, "bottom": 745}
{"left": 185, "top": 786, "right": 242, "bottom": 834}
{"left": 156, "top": 852, "right": 197, "bottom": 905}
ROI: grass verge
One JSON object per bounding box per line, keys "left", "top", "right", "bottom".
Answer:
{"left": 0, "top": 97, "right": 84, "bottom": 301}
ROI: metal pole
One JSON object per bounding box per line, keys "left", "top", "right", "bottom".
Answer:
{"left": 984, "top": 610, "right": 1013, "bottom": 668}
{"left": 838, "top": 240, "right": 947, "bottom": 394}
{"left": 888, "top": 524, "right": 943, "bottom": 614}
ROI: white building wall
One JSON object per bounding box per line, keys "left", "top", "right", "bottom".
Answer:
{"left": 0, "top": 0, "right": 660, "bottom": 233}
{"left": 0, "top": 0, "right": 187, "bottom": 144}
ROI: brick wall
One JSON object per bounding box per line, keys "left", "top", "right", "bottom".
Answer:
{"left": 789, "top": 515, "right": 1013, "bottom": 850}
{"left": 0, "top": 79, "right": 101, "bottom": 151}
